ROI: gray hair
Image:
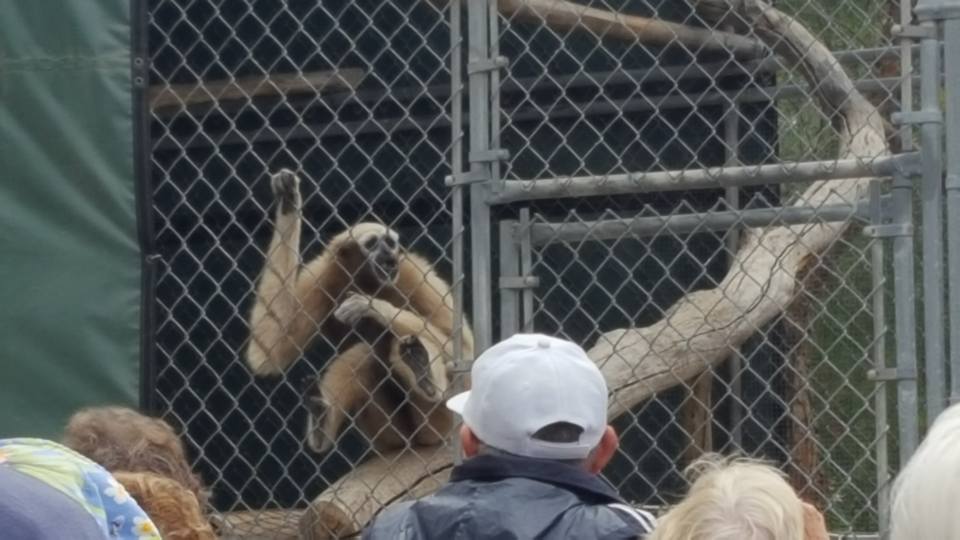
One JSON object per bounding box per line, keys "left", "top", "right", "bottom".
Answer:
{"left": 890, "top": 402, "right": 960, "bottom": 540}
{"left": 647, "top": 454, "right": 804, "bottom": 540}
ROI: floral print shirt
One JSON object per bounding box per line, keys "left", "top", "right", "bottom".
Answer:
{"left": 0, "top": 438, "right": 162, "bottom": 539}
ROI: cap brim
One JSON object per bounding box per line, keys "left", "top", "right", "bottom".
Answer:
{"left": 445, "top": 391, "right": 470, "bottom": 415}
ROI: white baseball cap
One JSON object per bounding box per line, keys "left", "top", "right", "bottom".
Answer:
{"left": 446, "top": 333, "right": 608, "bottom": 460}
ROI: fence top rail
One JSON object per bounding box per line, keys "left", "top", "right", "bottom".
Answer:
{"left": 518, "top": 200, "right": 872, "bottom": 245}
{"left": 484, "top": 152, "right": 917, "bottom": 204}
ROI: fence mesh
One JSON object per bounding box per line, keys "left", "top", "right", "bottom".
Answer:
{"left": 492, "top": 0, "right": 899, "bottom": 533}
{"left": 146, "top": 0, "right": 903, "bottom": 536}
{"left": 148, "top": 0, "right": 460, "bottom": 535}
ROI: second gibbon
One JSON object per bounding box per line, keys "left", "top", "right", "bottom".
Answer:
{"left": 246, "top": 169, "right": 474, "bottom": 454}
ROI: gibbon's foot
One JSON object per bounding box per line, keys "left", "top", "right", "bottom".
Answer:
{"left": 399, "top": 335, "right": 439, "bottom": 400}
{"left": 304, "top": 391, "right": 336, "bottom": 454}
{"left": 270, "top": 168, "right": 300, "bottom": 214}
{"left": 334, "top": 293, "right": 377, "bottom": 327}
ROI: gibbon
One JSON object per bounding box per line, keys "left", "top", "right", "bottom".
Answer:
{"left": 246, "top": 169, "right": 474, "bottom": 454}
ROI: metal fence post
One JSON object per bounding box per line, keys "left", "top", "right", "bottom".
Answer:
{"left": 914, "top": 22, "right": 947, "bottom": 421}
{"left": 499, "top": 220, "right": 521, "bottom": 337}
{"left": 466, "top": 0, "right": 496, "bottom": 354}
{"left": 890, "top": 166, "right": 920, "bottom": 464}
{"left": 946, "top": 19, "right": 960, "bottom": 407}
{"left": 917, "top": 0, "right": 960, "bottom": 408}
{"left": 868, "top": 180, "right": 891, "bottom": 536}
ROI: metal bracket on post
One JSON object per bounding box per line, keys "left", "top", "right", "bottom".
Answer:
{"left": 498, "top": 276, "right": 540, "bottom": 290}
{"left": 446, "top": 150, "right": 510, "bottom": 187}
{"left": 868, "top": 368, "right": 918, "bottom": 382}
{"left": 947, "top": 174, "right": 960, "bottom": 192}
{"left": 467, "top": 55, "right": 509, "bottom": 75}
{"left": 470, "top": 148, "right": 510, "bottom": 164}
{"left": 891, "top": 110, "right": 944, "bottom": 126}
{"left": 863, "top": 223, "right": 915, "bottom": 238}
{"left": 891, "top": 23, "right": 939, "bottom": 40}
{"left": 445, "top": 170, "right": 489, "bottom": 187}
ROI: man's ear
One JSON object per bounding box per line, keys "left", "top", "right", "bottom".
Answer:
{"left": 460, "top": 424, "right": 480, "bottom": 458}
{"left": 587, "top": 426, "right": 619, "bottom": 474}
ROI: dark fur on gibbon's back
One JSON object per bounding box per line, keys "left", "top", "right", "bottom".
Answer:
{"left": 246, "top": 169, "right": 474, "bottom": 453}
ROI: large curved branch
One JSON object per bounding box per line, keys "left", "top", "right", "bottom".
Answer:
{"left": 591, "top": 0, "right": 888, "bottom": 418}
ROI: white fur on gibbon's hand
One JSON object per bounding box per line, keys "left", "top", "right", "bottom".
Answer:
{"left": 334, "top": 293, "right": 377, "bottom": 326}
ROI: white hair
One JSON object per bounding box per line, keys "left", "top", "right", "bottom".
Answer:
{"left": 648, "top": 454, "right": 804, "bottom": 540}
{"left": 890, "top": 402, "right": 960, "bottom": 540}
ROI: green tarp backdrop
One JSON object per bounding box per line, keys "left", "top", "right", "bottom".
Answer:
{"left": 0, "top": 1, "right": 141, "bottom": 437}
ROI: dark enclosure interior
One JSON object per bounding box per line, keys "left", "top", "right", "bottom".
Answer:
{"left": 147, "top": 0, "right": 788, "bottom": 512}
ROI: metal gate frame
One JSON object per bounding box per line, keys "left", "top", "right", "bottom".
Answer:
{"left": 449, "top": 0, "right": 960, "bottom": 535}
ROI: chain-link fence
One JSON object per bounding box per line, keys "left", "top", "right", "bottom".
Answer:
{"left": 148, "top": 0, "right": 461, "bottom": 536}
{"left": 144, "top": 0, "right": 943, "bottom": 538}
{"left": 483, "top": 0, "right": 908, "bottom": 535}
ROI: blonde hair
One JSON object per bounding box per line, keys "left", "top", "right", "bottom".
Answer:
{"left": 891, "top": 402, "right": 960, "bottom": 540}
{"left": 648, "top": 455, "right": 805, "bottom": 540}
{"left": 62, "top": 406, "right": 209, "bottom": 510}
{"left": 114, "top": 471, "right": 216, "bottom": 540}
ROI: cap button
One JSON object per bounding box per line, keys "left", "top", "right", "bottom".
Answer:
{"left": 537, "top": 338, "right": 551, "bottom": 349}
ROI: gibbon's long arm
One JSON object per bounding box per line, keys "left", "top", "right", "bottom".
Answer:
{"left": 246, "top": 170, "right": 345, "bottom": 376}
{"left": 334, "top": 294, "right": 456, "bottom": 401}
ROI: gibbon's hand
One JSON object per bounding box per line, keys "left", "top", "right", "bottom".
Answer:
{"left": 398, "top": 335, "right": 439, "bottom": 399}
{"left": 334, "top": 293, "right": 377, "bottom": 327}
{"left": 270, "top": 168, "right": 301, "bottom": 215}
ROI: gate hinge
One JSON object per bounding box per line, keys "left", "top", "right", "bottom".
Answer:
{"left": 499, "top": 276, "right": 540, "bottom": 290}
{"left": 863, "top": 223, "right": 914, "bottom": 238}
{"left": 867, "top": 367, "right": 917, "bottom": 381}
{"left": 891, "top": 24, "right": 938, "bottom": 40}
{"left": 467, "top": 55, "right": 509, "bottom": 75}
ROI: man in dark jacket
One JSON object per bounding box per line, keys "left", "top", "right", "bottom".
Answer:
{"left": 363, "top": 333, "right": 656, "bottom": 539}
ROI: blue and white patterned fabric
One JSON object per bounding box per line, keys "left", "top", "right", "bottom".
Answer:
{"left": 0, "top": 438, "right": 162, "bottom": 539}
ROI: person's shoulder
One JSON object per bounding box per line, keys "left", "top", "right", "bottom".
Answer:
{"left": 564, "top": 501, "right": 656, "bottom": 537}
{"left": 603, "top": 503, "right": 657, "bottom": 534}
{"left": 362, "top": 500, "right": 418, "bottom": 539}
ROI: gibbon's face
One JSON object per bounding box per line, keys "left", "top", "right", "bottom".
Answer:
{"left": 357, "top": 229, "right": 401, "bottom": 284}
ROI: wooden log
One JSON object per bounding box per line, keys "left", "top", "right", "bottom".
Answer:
{"left": 783, "top": 267, "right": 828, "bottom": 508}
{"left": 300, "top": 446, "right": 454, "bottom": 539}
{"left": 497, "top": 0, "right": 764, "bottom": 58}
{"left": 215, "top": 508, "right": 302, "bottom": 540}
{"left": 680, "top": 370, "right": 714, "bottom": 464}
{"left": 148, "top": 68, "right": 365, "bottom": 111}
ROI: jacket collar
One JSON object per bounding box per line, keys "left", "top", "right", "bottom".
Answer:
{"left": 449, "top": 454, "right": 625, "bottom": 504}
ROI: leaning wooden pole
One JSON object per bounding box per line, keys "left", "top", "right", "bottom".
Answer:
{"left": 302, "top": 0, "right": 888, "bottom": 536}
{"left": 497, "top": 0, "right": 764, "bottom": 58}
